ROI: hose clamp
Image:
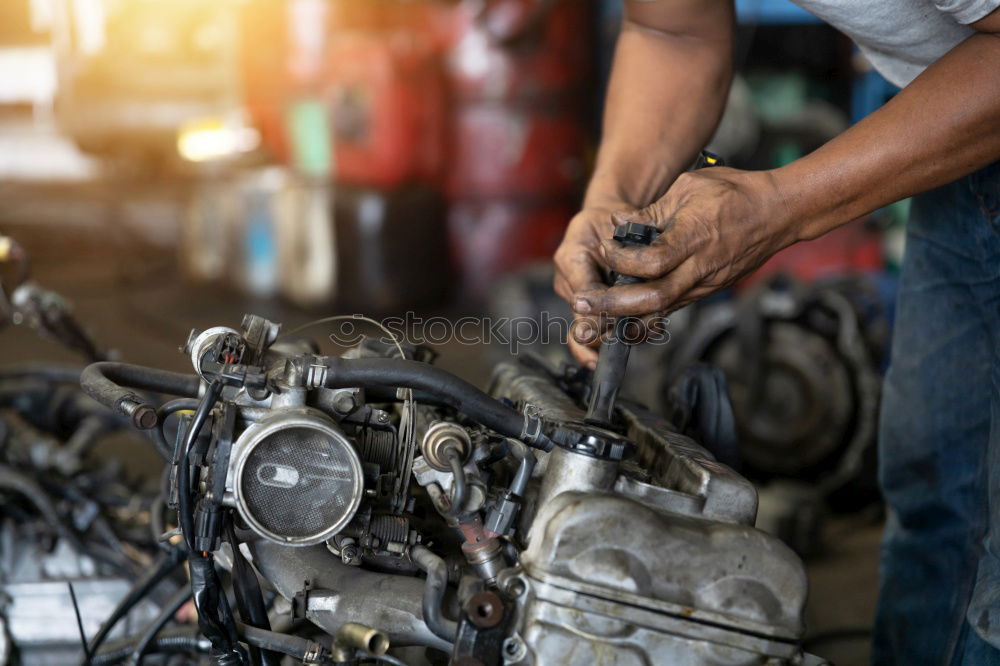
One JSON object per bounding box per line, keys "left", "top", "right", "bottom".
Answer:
{"left": 520, "top": 404, "right": 551, "bottom": 450}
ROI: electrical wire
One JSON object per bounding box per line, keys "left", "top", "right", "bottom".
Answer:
{"left": 0, "top": 464, "right": 87, "bottom": 556}
{"left": 125, "top": 585, "right": 193, "bottom": 665}
{"left": 226, "top": 521, "right": 280, "bottom": 666}
{"left": 176, "top": 382, "right": 222, "bottom": 553}
{"left": 369, "top": 655, "right": 410, "bottom": 666}
{"left": 280, "top": 315, "right": 405, "bottom": 360}
{"left": 68, "top": 583, "right": 91, "bottom": 664}
{"left": 85, "top": 548, "right": 184, "bottom": 662}
{"left": 89, "top": 633, "right": 209, "bottom": 666}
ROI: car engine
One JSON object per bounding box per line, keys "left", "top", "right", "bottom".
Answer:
{"left": 78, "top": 313, "right": 826, "bottom": 666}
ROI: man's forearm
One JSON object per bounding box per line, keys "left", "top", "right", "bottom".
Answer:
{"left": 585, "top": 10, "right": 734, "bottom": 211}
{"left": 775, "top": 31, "right": 1000, "bottom": 241}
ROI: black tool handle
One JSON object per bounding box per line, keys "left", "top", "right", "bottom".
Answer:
{"left": 584, "top": 151, "right": 724, "bottom": 426}
{"left": 584, "top": 222, "right": 659, "bottom": 426}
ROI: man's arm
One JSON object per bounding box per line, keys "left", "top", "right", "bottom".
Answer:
{"left": 570, "top": 10, "right": 1000, "bottom": 334}
{"left": 553, "top": 0, "right": 734, "bottom": 366}
{"left": 585, "top": 0, "right": 735, "bottom": 210}
{"left": 779, "top": 15, "right": 1000, "bottom": 240}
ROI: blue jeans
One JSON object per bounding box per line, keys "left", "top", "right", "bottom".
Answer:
{"left": 873, "top": 162, "right": 1000, "bottom": 665}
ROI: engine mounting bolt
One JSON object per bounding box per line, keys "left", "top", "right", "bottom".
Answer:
{"left": 377, "top": 411, "right": 390, "bottom": 423}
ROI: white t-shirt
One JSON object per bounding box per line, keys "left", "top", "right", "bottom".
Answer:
{"left": 790, "top": 0, "right": 1000, "bottom": 86}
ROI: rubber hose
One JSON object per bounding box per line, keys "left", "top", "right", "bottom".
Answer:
{"left": 89, "top": 634, "right": 209, "bottom": 666}
{"left": 80, "top": 362, "right": 201, "bottom": 430}
{"left": 227, "top": 521, "right": 280, "bottom": 666}
{"left": 410, "top": 546, "right": 457, "bottom": 643}
{"left": 150, "top": 398, "right": 200, "bottom": 462}
{"left": 125, "top": 585, "right": 193, "bottom": 665}
{"left": 323, "top": 358, "right": 527, "bottom": 442}
{"left": 363, "top": 386, "right": 445, "bottom": 406}
{"left": 507, "top": 439, "right": 536, "bottom": 497}
{"left": 238, "top": 624, "right": 323, "bottom": 660}
{"left": 85, "top": 549, "right": 184, "bottom": 661}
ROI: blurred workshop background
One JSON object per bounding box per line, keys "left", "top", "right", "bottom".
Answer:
{"left": 0, "top": 0, "right": 901, "bottom": 664}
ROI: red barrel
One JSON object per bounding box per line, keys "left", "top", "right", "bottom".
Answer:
{"left": 445, "top": 0, "right": 593, "bottom": 300}
{"left": 447, "top": 100, "right": 586, "bottom": 198}
{"left": 324, "top": 29, "right": 448, "bottom": 188}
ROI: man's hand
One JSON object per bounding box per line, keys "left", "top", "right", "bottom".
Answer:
{"left": 555, "top": 167, "right": 793, "bottom": 366}
{"left": 553, "top": 205, "right": 629, "bottom": 367}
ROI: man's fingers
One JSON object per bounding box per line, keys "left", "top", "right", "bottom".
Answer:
{"left": 553, "top": 272, "right": 574, "bottom": 303}
{"left": 599, "top": 235, "right": 687, "bottom": 280}
{"left": 555, "top": 247, "right": 606, "bottom": 291}
{"left": 570, "top": 312, "right": 609, "bottom": 346}
{"left": 611, "top": 203, "right": 666, "bottom": 230}
{"left": 572, "top": 260, "right": 700, "bottom": 317}
{"left": 568, "top": 335, "right": 599, "bottom": 369}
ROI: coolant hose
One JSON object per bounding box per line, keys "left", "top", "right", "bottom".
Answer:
{"left": 410, "top": 546, "right": 458, "bottom": 643}
{"left": 80, "top": 362, "right": 202, "bottom": 430}
{"left": 323, "top": 357, "right": 549, "bottom": 449}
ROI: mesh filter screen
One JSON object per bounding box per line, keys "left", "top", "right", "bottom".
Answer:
{"left": 240, "top": 426, "right": 359, "bottom": 540}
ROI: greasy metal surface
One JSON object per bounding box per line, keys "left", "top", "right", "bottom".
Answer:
{"left": 249, "top": 538, "right": 451, "bottom": 652}
{"left": 491, "top": 358, "right": 811, "bottom": 665}
{"left": 532, "top": 446, "right": 617, "bottom": 522}
{"left": 522, "top": 490, "right": 806, "bottom": 639}
{"left": 617, "top": 400, "right": 758, "bottom": 526}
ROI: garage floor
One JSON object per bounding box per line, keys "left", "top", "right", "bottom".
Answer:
{"left": 0, "top": 204, "right": 881, "bottom": 665}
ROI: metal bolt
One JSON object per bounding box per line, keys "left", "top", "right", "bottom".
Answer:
{"left": 502, "top": 636, "right": 527, "bottom": 662}
{"left": 505, "top": 577, "right": 527, "bottom": 598}
{"left": 341, "top": 543, "right": 361, "bottom": 566}
{"left": 377, "top": 411, "right": 390, "bottom": 424}
{"left": 333, "top": 392, "right": 356, "bottom": 413}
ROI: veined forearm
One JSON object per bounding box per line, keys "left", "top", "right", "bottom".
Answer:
{"left": 775, "top": 32, "right": 1000, "bottom": 240}
{"left": 584, "top": 19, "right": 733, "bottom": 210}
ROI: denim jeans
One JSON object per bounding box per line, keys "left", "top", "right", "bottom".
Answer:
{"left": 873, "top": 162, "right": 1000, "bottom": 665}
